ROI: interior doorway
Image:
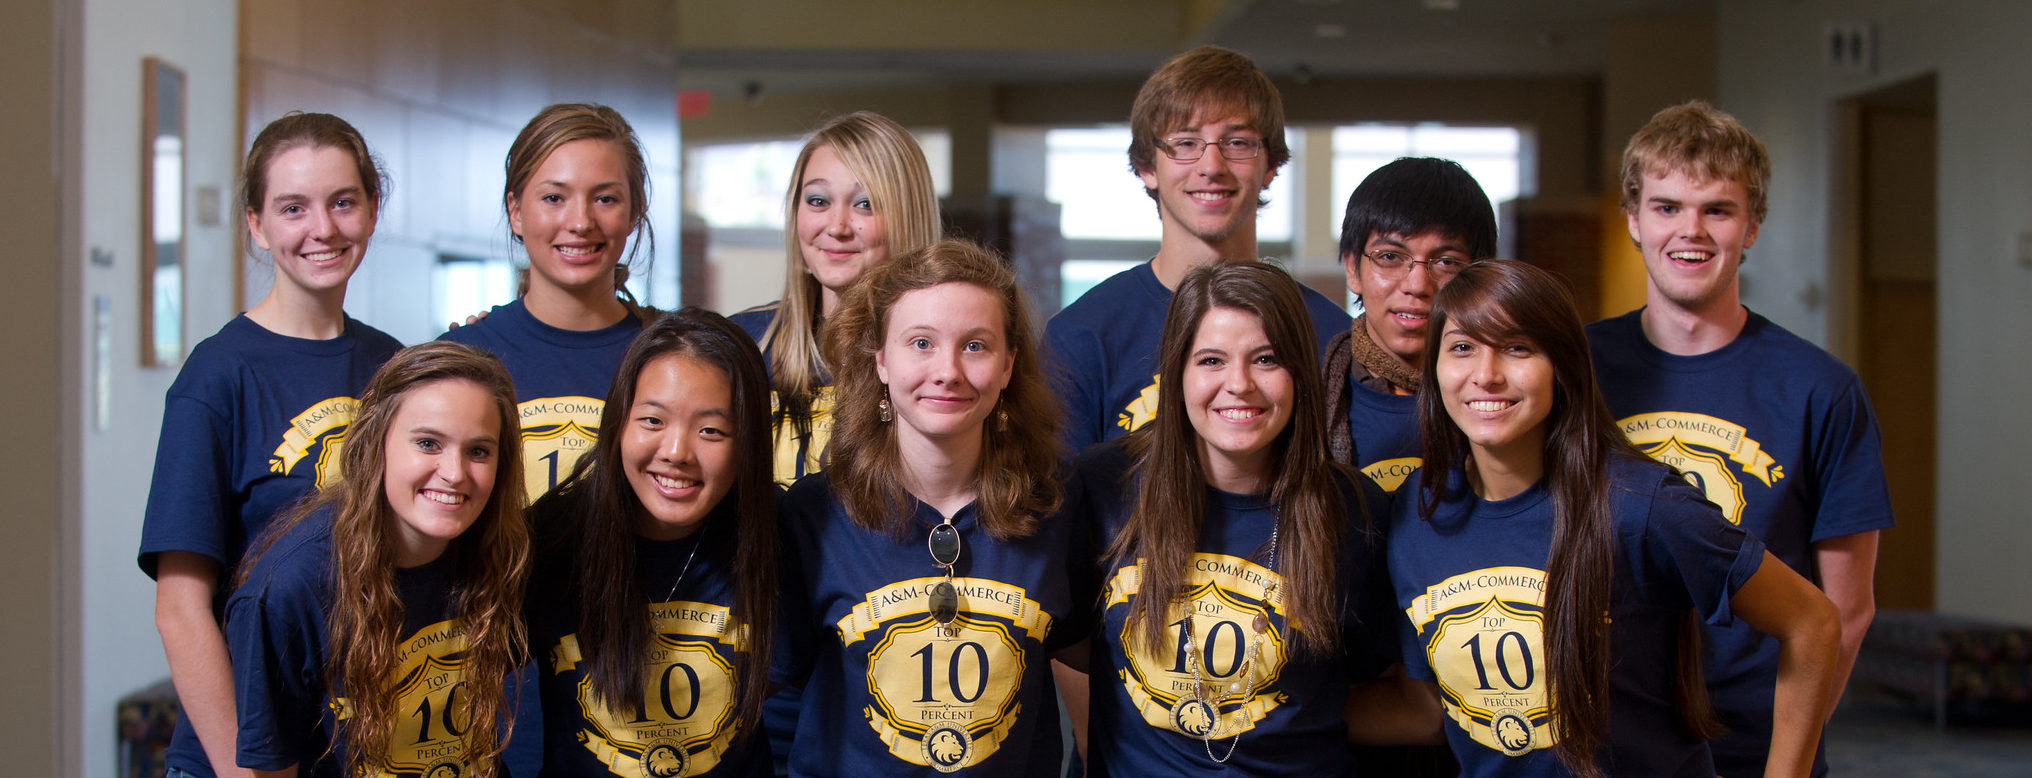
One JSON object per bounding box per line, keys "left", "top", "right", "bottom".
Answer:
{"left": 1837, "top": 74, "right": 1936, "bottom": 609}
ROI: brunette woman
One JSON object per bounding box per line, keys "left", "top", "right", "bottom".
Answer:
{"left": 1390, "top": 259, "right": 1838, "bottom": 776}
{"left": 523, "top": 308, "right": 777, "bottom": 777}
{"left": 1072, "top": 260, "right": 1394, "bottom": 775}
{"left": 226, "top": 342, "right": 530, "bottom": 777}
{"left": 774, "top": 239, "right": 1076, "bottom": 776}
{"left": 441, "top": 102, "right": 659, "bottom": 501}
{"left": 140, "top": 112, "right": 403, "bottom": 778}
{"left": 729, "top": 110, "right": 941, "bottom": 487}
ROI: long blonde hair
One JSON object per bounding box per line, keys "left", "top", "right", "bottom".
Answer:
{"left": 762, "top": 111, "right": 940, "bottom": 437}
{"left": 246, "top": 342, "right": 531, "bottom": 777}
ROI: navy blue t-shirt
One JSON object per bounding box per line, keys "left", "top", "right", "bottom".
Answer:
{"left": 524, "top": 488, "right": 768, "bottom": 778}
{"left": 1045, "top": 261, "right": 1350, "bottom": 454}
{"left": 1588, "top": 309, "right": 1893, "bottom": 776}
{"left": 137, "top": 313, "right": 400, "bottom": 777}
{"left": 225, "top": 507, "right": 470, "bottom": 778}
{"left": 1069, "top": 442, "right": 1392, "bottom": 776}
{"left": 728, "top": 303, "right": 834, "bottom": 488}
{"left": 1388, "top": 458, "right": 1767, "bottom": 777}
{"left": 1340, "top": 377, "right": 1423, "bottom": 495}
{"left": 440, "top": 298, "right": 641, "bottom": 500}
{"left": 773, "top": 474, "right": 1082, "bottom": 776}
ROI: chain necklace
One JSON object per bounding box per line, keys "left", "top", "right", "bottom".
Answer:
{"left": 1181, "top": 515, "right": 1279, "bottom": 763}
{"left": 661, "top": 523, "right": 709, "bottom": 604}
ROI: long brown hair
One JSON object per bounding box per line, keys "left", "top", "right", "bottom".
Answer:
{"left": 1106, "top": 260, "right": 1353, "bottom": 658}
{"left": 248, "top": 341, "right": 530, "bottom": 777}
{"left": 763, "top": 111, "right": 941, "bottom": 441}
{"left": 820, "top": 238, "right": 1061, "bottom": 539}
{"left": 1415, "top": 260, "right": 1717, "bottom": 777}
{"left": 503, "top": 102, "right": 655, "bottom": 313}
{"left": 548, "top": 307, "right": 778, "bottom": 734}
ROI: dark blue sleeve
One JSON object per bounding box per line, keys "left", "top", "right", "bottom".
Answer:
{"left": 1806, "top": 377, "right": 1896, "bottom": 543}
{"left": 1302, "top": 285, "right": 1354, "bottom": 361}
{"left": 138, "top": 388, "right": 237, "bottom": 577}
{"left": 1343, "top": 475, "right": 1399, "bottom": 681}
{"left": 1045, "top": 316, "right": 1106, "bottom": 455}
{"left": 227, "top": 569, "right": 326, "bottom": 771}
{"left": 1637, "top": 474, "right": 1767, "bottom": 628}
{"left": 769, "top": 493, "right": 817, "bottom": 689}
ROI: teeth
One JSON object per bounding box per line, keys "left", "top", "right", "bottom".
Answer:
{"left": 558, "top": 245, "right": 601, "bottom": 257}
{"left": 1468, "top": 400, "right": 1511, "bottom": 412}
{"left": 1668, "top": 251, "right": 1710, "bottom": 262}
{"left": 1216, "top": 408, "right": 1259, "bottom": 421}
{"left": 302, "top": 250, "right": 343, "bottom": 262}
{"left": 1191, "top": 192, "right": 1226, "bottom": 201}
{"left": 651, "top": 473, "right": 699, "bottom": 490}
{"left": 1394, "top": 312, "right": 1428, "bottom": 321}
{"left": 422, "top": 490, "right": 464, "bottom": 506}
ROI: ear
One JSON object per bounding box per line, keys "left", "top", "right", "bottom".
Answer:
{"left": 1743, "top": 217, "right": 1761, "bottom": 250}
{"left": 1258, "top": 163, "right": 1277, "bottom": 191}
{"left": 997, "top": 346, "right": 1016, "bottom": 391}
{"left": 505, "top": 192, "right": 524, "bottom": 238}
{"left": 1342, "top": 252, "right": 1364, "bottom": 298}
{"left": 245, "top": 208, "right": 270, "bottom": 253}
{"left": 1625, "top": 206, "right": 1643, "bottom": 247}
{"left": 875, "top": 347, "right": 890, "bottom": 386}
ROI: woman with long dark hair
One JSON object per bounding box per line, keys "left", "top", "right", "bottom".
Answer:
{"left": 524, "top": 308, "right": 777, "bottom": 776}
{"left": 140, "top": 112, "right": 402, "bottom": 778}
{"left": 1073, "top": 260, "right": 1394, "bottom": 775}
{"left": 226, "top": 342, "right": 530, "bottom": 777}
{"left": 1391, "top": 259, "right": 1838, "bottom": 776}
{"left": 774, "top": 238, "right": 1076, "bottom": 776}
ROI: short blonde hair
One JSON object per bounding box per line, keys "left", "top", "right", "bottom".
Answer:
{"left": 1619, "top": 100, "right": 1770, "bottom": 222}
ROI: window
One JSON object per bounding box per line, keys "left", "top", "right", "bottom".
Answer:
{"left": 1330, "top": 124, "right": 1523, "bottom": 242}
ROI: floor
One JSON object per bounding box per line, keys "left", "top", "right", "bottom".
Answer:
{"left": 1824, "top": 685, "right": 2032, "bottom": 777}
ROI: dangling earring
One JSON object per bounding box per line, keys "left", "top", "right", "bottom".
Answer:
{"left": 996, "top": 406, "right": 1010, "bottom": 432}
{"left": 878, "top": 395, "right": 893, "bottom": 423}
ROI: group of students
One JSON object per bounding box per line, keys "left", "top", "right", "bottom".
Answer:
{"left": 137, "top": 42, "right": 1890, "bottom": 778}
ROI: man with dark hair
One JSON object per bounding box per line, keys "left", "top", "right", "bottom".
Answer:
{"left": 1325, "top": 157, "right": 1497, "bottom": 492}
{"left": 1046, "top": 45, "right": 1350, "bottom": 454}
{"left": 1590, "top": 100, "right": 1889, "bottom": 777}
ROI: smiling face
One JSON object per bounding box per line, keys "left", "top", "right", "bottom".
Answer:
{"left": 508, "top": 138, "right": 633, "bottom": 296}
{"left": 621, "top": 353, "right": 737, "bottom": 541}
{"left": 1626, "top": 166, "right": 1761, "bottom": 315}
{"left": 1346, "top": 229, "right": 1473, "bottom": 371}
{"left": 875, "top": 282, "right": 1015, "bottom": 456}
{"left": 1137, "top": 112, "right": 1276, "bottom": 254}
{"left": 796, "top": 143, "right": 890, "bottom": 296}
{"left": 246, "top": 145, "right": 376, "bottom": 299}
{"left": 1434, "top": 326, "right": 1555, "bottom": 482}
{"left": 1183, "top": 306, "right": 1294, "bottom": 493}
{"left": 381, "top": 378, "right": 502, "bottom": 568}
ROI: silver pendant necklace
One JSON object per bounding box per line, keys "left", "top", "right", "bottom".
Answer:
{"left": 1182, "top": 511, "right": 1279, "bottom": 763}
{"left": 661, "top": 523, "right": 709, "bottom": 604}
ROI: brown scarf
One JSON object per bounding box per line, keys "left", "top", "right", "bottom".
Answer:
{"left": 1324, "top": 316, "right": 1421, "bottom": 466}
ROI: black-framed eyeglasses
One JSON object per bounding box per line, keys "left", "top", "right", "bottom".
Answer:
{"left": 1362, "top": 249, "right": 1470, "bottom": 281}
{"left": 1158, "top": 136, "right": 1264, "bottom": 162}
{"left": 927, "top": 517, "right": 961, "bottom": 625}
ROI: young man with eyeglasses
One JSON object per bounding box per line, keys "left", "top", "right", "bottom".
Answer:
{"left": 1588, "top": 101, "right": 1888, "bottom": 777}
{"left": 1325, "top": 157, "right": 1497, "bottom": 494}
{"left": 1045, "top": 45, "right": 1351, "bottom": 454}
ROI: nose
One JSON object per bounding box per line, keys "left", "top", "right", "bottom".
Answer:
{"left": 437, "top": 450, "right": 470, "bottom": 485}
{"left": 307, "top": 205, "right": 338, "bottom": 241}
{"left": 1401, "top": 259, "right": 1438, "bottom": 295}
{"left": 1469, "top": 352, "right": 1502, "bottom": 388}
{"left": 661, "top": 430, "right": 694, "bottom": 464}
{"left": 826, "top": 205, "right": 854, "bottom": 237}
{"left": 1192, "top": 145, "right": 1233, "bottom": 177}
{"left": 931, "top": 347, "right": 964, "bottom": 384}
{"left": 1222, "top": 362, "right": 1256, "bottom": 395}
{"left": 565, "top": 197, "right": 592, "bottom": 233}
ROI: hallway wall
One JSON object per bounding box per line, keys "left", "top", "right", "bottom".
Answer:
{"left": 1718, "top": 0, "right": 2032, "bottom": 623}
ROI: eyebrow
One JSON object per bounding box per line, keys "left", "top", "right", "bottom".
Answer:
{"left": 635, "top": 399, "right": 730, "bottom": 419}
{"left": 406, "top": 426, "right": 499, "bottom": 446}
{"left": 270, "top": 185, "right": 364, "bottom": 204}
{"left": 1368, "top": 234, "right": 1472, "bottom": 254}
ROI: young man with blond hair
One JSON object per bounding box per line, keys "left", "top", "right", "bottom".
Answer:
{"left": 1589, "top": 100, "right": 1891, "bottom": 777}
